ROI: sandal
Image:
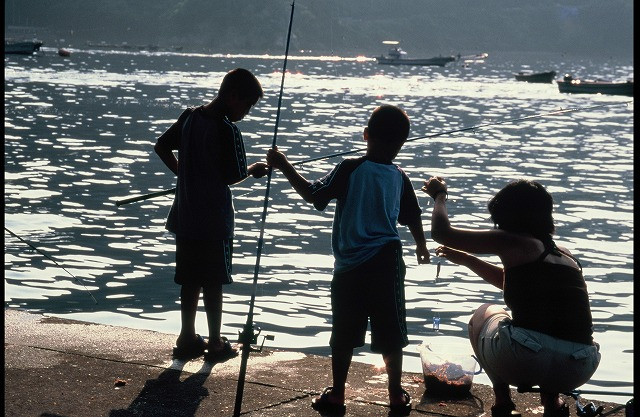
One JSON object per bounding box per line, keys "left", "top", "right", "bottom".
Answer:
{"left": 172, "top": 334, "right": 207, "bottom": 360}
{"left": 389, "top": 388, "right": 412, "bottom": 416}
{"left": 491, "top": 402, "right": 522, "bottom": 417}
{"left": 204, "top": 337, "right": 238, "bottom": 363}
{"left": 543, "top": 402, "right": 569, "bottom": 417}
{"left": 311, "top": 387, "right": 346, "bottom": 416}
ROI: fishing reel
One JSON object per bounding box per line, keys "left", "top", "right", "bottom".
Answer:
{"left": 517, "top": 386, "right": 604, "bottom": 417}
{"left": 237, "top": 324, "right": 275, "bottom": 353}
{"left": 569, "top": 392, "right": 604, "bottom": 417}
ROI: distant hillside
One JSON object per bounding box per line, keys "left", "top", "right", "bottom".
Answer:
{"left": 4, "top": 0, "right": 634, "bottom": 57}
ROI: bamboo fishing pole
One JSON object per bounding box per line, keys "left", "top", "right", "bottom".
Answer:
{"left": 114, "top": 101, "right": 631, "bottom": 206}
{"left": 4, "top": 227, "right": 98, "bottom": 304}
{"left": 233, "top": 1, "right": 296, "bottom": 416}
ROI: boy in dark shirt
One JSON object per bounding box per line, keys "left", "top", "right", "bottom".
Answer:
{"left": 267, "top": 105, "right": 430, "bottom": 415}
{"left": 155, "top": 68, "right": 268, "bottom": 362}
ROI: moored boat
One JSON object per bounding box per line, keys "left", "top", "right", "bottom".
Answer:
{"left": 4, "top": 39, "right": 43, "bottom": 55}
{"left": 557, "top": 74, "right": 633, "bottom": 96}
{"left": 514, "top": 71, "right": 557, "bottom": 83}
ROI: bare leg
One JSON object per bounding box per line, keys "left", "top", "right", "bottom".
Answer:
{"left": 383, "top": 349, "right": 405, "bottom": 405}
{"left": 177, "top": 284, "right": 201, "bottom": 345}
{"left": 202, "top": 282, "right": 224, "bottom": 350}
{"left": 540, "top": 391, "right": 564, "bottom": 413}
{"left": 325, "top": 347, "right": 353, "bottom": 403}
{"left": 493, "top": 383, "right": 515, "bottom": 410}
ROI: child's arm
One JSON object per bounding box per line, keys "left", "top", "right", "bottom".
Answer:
{"left": 266, "top": 147, "right": 315, "bottom": 203}
{"left": 154, "top": 124, "right": 180, "bottom": 175}
{"left": 407, "top": 220, "right": 430, "bottom": 264}
{"left": 435, "top": 246, "right": 504, "bottom": 289}
{"left": 248, "top": 163, "right": 269, "bottom": 178}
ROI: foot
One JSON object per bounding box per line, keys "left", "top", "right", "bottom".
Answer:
{"left": 172, "top": 334, "right": 207, "bottom": 360}
{"left": 543, "top": 401, "right": 569, "bottom": 417}
{"left": 491, "top": 401, "right": 521, "bottom": 417}
{"left": 311, "top": 387, "right": 346, "bottom": 415}
{"left": 389, "top": 388, "right": 411, "bottom": 416}
{"left": 204, "top": 336, "right": 238, "bottom": 363}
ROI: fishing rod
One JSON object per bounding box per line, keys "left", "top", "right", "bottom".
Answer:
{"left": 115, "top": 188, "right": 175, "bottom": 206}
{"left": 4, "top": 227, "right": 98, "bottom": 304}
{"left": 114, "top": 100, "right": 632, "bottom": 206}
{"left": 517, "top": 386, "right": 633, "bottom": 417}
{"left": 233, "top": 1, "right": 295, "bottom": 416}
{"left": 518, "top": 385, "right": 633, "bottom": 397}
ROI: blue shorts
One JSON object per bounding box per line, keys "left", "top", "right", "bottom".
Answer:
{"left": 174, "top": 238, "right": 233, "bottom": 286}
{"left": 329, "top": 240, "right": 409, "bottom": 354}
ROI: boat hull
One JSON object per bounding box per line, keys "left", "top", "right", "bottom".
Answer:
{"left": 557, "top": 80, "right": 633, "bottom": 96}
{"left": 515, "top": 71, "right": 557, "bottom": 83}
{"left": 4, "top": 40, "right": 43, "bottom": 55}
{"left": 376, "top": 56, "right": 455, "bottom": 66}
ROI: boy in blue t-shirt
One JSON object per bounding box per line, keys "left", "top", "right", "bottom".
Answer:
{"left": 267, "top": 105, "right": 430, "bottom": 415}
{"left": 155, "top": 68, "right": 268, "bottom": 362}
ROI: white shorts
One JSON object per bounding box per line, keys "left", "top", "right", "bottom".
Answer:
{"left": 472, "top": 310, "right": 600, "bottom": 392}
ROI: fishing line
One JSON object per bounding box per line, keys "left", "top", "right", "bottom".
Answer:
{"left": 289, "top": 101, "right": 632, "bottom": 166}
{"left": 4, "top": 227, "right": 98, "bottom": 304}
{"left": 114, "top": 100, "right": 631, "bottom": 206}
{"left": 233, "top": 2, "right": 295, "bottom": 416}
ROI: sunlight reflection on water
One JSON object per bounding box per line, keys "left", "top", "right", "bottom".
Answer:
{"left": 4, "top": 50, "right": 633, "bottom": 401}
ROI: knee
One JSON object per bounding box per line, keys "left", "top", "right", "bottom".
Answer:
{"left": 468, "top": 303, "right": 507, "bottom": 342}
{"left": 469, "top": 303, "right": 501, "bottom": 326}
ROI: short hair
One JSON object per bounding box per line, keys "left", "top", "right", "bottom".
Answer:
{"left": 218, "top": 68, "right": 263, "bottom": 101}
{"left": 367, "top": 105, "right": 410, "bottom": 144}
{"left": 488, "top": 179, "right": 555, "bottom": 237}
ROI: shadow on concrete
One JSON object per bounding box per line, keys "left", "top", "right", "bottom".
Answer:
{"left": 109, "top": 359, "right": 214, "bottom": 417}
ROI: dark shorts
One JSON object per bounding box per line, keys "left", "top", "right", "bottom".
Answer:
{"left": 329, "top": 240, "right": 409, "bottom": 354}
{"left": 174, "top": 238, "right": 233, "bottom": 286}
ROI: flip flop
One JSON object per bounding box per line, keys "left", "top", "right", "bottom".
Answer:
{"left": 491, "top": 402, "right": 522, "bottom": 417}
{"left": 389, "top": 388, "right": 412, "bottom": 416}
{"left": 311, "top": 386, "right": 346, "bottom": 415}
{"left": 204, "top": 337, "right": 238, "bottom": 363}
{"left": 172, "top": 334, "right": 207, "bottom": 360}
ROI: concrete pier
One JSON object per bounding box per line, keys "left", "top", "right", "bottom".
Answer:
{"left": 4, "top": 308, "right": 627, "bottom": 417}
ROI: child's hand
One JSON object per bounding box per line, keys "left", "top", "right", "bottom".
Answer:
{"left": 421, "top": 176, "right": 447, "bottom": 199}
{"left": 248, "top": 162, "right": 269, "bottom": 178}
{"left": 434, "top": 245, "right": 469, "bottom": 265}
{"left": 266, "top": 146, "right": 288, "bottom": 170}
{"left": 416, "top": 244, "right": 431, "bottom": 264}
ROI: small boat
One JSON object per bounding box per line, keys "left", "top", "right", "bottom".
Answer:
{"left": 4, "top": 39, "right": 43, "bottom": 55}
{"left": 376, "top": 42, "right": 455, "bottom": 67}
{"left": 458, "top": 52, "right": 489, "bottom": 65}
{"left": 58, "top": 48, "right": 71, "bottom": 57}
{"left": 557, "top": 74, "right": 634, "bottom": 96}
{"left": 514, "top": 71, "right": 557, "bottom": 83}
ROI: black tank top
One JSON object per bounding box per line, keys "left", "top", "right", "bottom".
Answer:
{"left": 503, "top": 238, "right": 594, "bottom": 345}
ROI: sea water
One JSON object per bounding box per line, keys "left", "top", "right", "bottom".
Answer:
{"left": 4, "top": 48, "right": 633, "bottom": 403}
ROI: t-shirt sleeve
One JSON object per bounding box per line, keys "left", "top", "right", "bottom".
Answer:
{"left": 219, "top": 121, "right": 249, "bottom": 185}
{"left": 155, "top": 108, "right": 193, "bottom": 151}
{"left": 310, "top": 161, "right": 351, "bottom": 211}
{"left": 397, "top": 171, "right": 422, "bottom": 226}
